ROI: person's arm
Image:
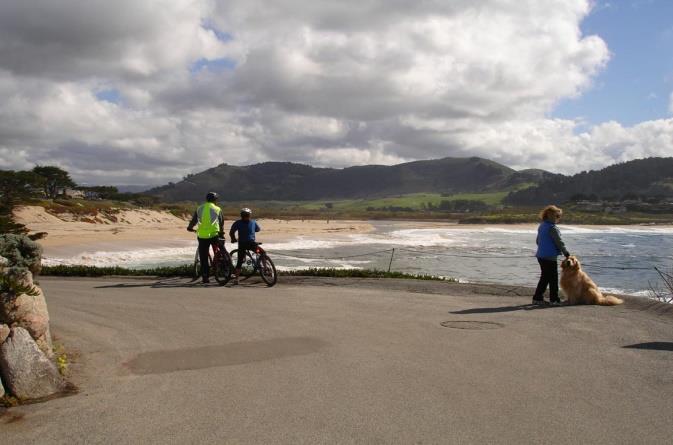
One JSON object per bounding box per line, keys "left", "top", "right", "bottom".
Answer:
{"left": 218, "top": 212, "right": 225, "bottom": 238}
{"left": 550, "top": 226, "right": 570, "bottom": 257}
{"left": 187, "top": 211, "right": 198, "bottom": 232}
{"left": 254, "top": 221, "right": 261, "bottom": 232}
{"left": 229, "top": 222, "right": 238, "bottom": 243}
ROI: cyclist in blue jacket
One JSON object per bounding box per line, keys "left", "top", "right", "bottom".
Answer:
{"left": 534, "top": 205, "right": 570, "bottom": 306}
{"left": 230, "top": 207, "right": 261, "bottom": 284}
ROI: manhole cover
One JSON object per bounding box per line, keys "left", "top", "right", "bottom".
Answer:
{"left": 440, "top": 321, "right": 505, "bottom": 330}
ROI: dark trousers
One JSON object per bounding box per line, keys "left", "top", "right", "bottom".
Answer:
{"left": 198, "top": 237, "right": 218, "bottom": 278}
{"left": 534, "top": 258, "right": 559, "bottom": 302}
{"left": 236, "top": 240, "right": 258, "bottom": 269}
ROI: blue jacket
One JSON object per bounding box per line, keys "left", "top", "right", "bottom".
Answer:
{"left": 230, "top": 219, "right": 260, "bottom": 242}
{"left": 536, "top": 220, "right": 569, "bottom": 260}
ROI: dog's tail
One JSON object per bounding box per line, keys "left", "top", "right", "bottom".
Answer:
{"left": 597, "top": 294, "right": 624, "bottom": 306}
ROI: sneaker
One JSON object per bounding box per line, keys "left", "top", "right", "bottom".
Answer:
{"left": 549, "top": 300, "right": 563, "bottom": 306}
{"left": 532, "top": 299, "right": 546, "bottom": 306}
{"left": 202, "top": 278, "right": 210, "bottom": 284}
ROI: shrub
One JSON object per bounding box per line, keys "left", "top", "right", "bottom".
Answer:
{"left": 0, "top": 234, "right": 42, "bottom": 275}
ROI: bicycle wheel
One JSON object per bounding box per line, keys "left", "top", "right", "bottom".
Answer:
{"left": 230, "top": 249, "right": 255, "bottom": 278}
{"left": 213, "top": 253, "right": 232, "bottom": 285}
{"left": 258, "top": 254, "right": 277, "bottom": 287}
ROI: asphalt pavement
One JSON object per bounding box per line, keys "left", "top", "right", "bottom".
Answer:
{"left": 2, "top": 276, "right": 672, "bottom": 444}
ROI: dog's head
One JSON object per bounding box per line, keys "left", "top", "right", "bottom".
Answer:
{"left": 561, "top": 255, "right": 580, "bottom": 271}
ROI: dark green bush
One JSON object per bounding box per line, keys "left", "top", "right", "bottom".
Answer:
{"left": 0, "top": 234, "right": 43, "bottom": 274}
{"left": 42, "top": 264, "right": 454, "bottom": 282}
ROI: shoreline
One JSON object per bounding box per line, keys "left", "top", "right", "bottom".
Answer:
{"left": 14, "top": 204, "right": 673, "bottom": 259}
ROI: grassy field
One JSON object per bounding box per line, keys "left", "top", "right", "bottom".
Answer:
{"left": 262, "top": 191, "right": 509, "bottom": 212}
{"left": 21, "top": 194, "right": 673, "bottom": 226}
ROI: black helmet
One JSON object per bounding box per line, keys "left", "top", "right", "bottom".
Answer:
{"left": 206, "top": 192, "right": 218, "bottom": 202}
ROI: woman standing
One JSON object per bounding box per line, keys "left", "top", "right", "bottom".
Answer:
{"left": 534, "top": 205, "right": 570, "bottom": 306}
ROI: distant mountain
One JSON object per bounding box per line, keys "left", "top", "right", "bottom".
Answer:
{"left": 115, "top": 185, "right": 152, "bottom": 193}
{"left": 148, "top": 157, "right": 553, "bottom": 202}
{"left": 505, "top": 157, "right": 673, "bottom": 205}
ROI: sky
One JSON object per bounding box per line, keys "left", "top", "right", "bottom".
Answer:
{"left": 0, "top": 0, "right": 672, "bottom": 186}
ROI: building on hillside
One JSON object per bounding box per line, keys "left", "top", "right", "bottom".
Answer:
{"left": 58, "top": 188, "right": 85, "bottom": 199}
{"left": 83, "top": 190, "right": 102, "bottom": 200}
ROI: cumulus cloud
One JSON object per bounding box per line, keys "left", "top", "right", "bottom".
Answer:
{"left": 0, "top": 0, "right": 669, "bottom": 185}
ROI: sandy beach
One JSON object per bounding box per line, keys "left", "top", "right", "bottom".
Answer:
{"left": 13, "top": 206, "right": 375, "bottom": 258}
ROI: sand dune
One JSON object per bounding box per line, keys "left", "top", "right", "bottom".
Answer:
{"left": 14, "top": 206, "right": 373, "bottom": 258}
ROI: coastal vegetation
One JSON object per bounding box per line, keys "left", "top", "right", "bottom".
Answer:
{"left": 649, "top": 267, "right": 673, "bottom": 304}
{"left": 40, "top": 265, "right": 453, "bottom": 281}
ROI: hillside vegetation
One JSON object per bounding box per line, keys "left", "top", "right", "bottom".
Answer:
{"left": 506, "top": 157, "right": 673, "bottom": 206}
{"left": 148, "top": 157, "right": 551, "bottom": 202}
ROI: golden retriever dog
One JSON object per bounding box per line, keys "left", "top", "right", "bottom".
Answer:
{"left": 560, "top": 256, "right": 623, "bottom": 306}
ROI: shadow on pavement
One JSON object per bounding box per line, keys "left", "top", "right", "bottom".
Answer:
{"left": 125, "top": 336, "right": 327, "bottom": 375}
{"left": 94, "top": 277, "right": 269, "bottom": 289}
{"left": 623, "top": 342, "right": 673, "bottom": 352}
{"left": 450, "top": 304, "right": 556, "bottom": 314}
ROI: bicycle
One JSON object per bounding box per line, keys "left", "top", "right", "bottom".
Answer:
{"left": 230, "top": 243, "right": 278, "bottom": 287}
{"left": 193, "top": 238, "right": 233, "bottom": 285}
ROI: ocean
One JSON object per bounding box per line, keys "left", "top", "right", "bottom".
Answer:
{"left": 43, "top": 221, "right": 673, "bottom": 297}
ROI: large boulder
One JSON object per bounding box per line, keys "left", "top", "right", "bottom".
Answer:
{"left": 0, "top": 269, "right": 53, "bottom": 358}
{"left": 0, "top": 327, "right": 65, "bottom": 401}
{"left": 0, "top": 324, "right": 7, "bottom": 398}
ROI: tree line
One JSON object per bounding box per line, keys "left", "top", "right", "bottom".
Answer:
{"left": 0, "top": 166, "right": 77, "bottom": 234}
{"left": 505, "top": 157, "right": 673, "bottom": 206}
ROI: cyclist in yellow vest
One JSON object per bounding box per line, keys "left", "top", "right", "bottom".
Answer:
{"left": 187, "top": 192, "right": 224, "bottom": 283}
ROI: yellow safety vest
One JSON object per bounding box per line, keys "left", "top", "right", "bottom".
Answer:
{"left": 196, "top": 202, "right": 222, "bottom": 239}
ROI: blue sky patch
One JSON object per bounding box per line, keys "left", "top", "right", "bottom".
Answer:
{"left": 201, "top": 20, "right": 233, "bottom": 42}
{"left": 190, "top": 57, "right": 237, "bottom": 74}
{"left": 95, "top": 88, "right": 122, "bottom": 104}
{"left": 553, "top": 0, "right": 673, "bottom": 125}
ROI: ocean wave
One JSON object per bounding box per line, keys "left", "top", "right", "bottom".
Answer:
{"left": 262, "top": 237, "right": 353, "bottom": 250}
{"left": 599, "top": 287, "right": 651, "bottom": 298}
{"left": 43, "top": 245, "right": 196, "bottom": 268}
{"left": 561, "top": 226, "right": 673, "bottom": 235}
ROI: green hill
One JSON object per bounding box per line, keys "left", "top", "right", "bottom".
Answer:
{"left": 505, "top": 157, "right": 673, "bottom": 206}
{"left": 148, "top": 157, "right": 551, "bottom": 202}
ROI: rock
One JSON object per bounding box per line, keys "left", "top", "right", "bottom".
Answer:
{"left": 0, "top": 327, "right": 65, "bottom": 401}
{"left": 0, "top": 270, "right": 53, "bottom": 358}
{"left": 0, "top": 323, "right": 6, "bottom": 399}
{"left": 0, "top": 323, "right": 9, "bottom": 344}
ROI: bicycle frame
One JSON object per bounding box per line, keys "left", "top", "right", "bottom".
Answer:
{"left": 248, "top": 245, "right": 267, "bottom": 269}
{"left": 194, "top": 238, "right": 226, "bottom": 263}
{"left": 194, "top": 238, "right": 233, "bottom": 282}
